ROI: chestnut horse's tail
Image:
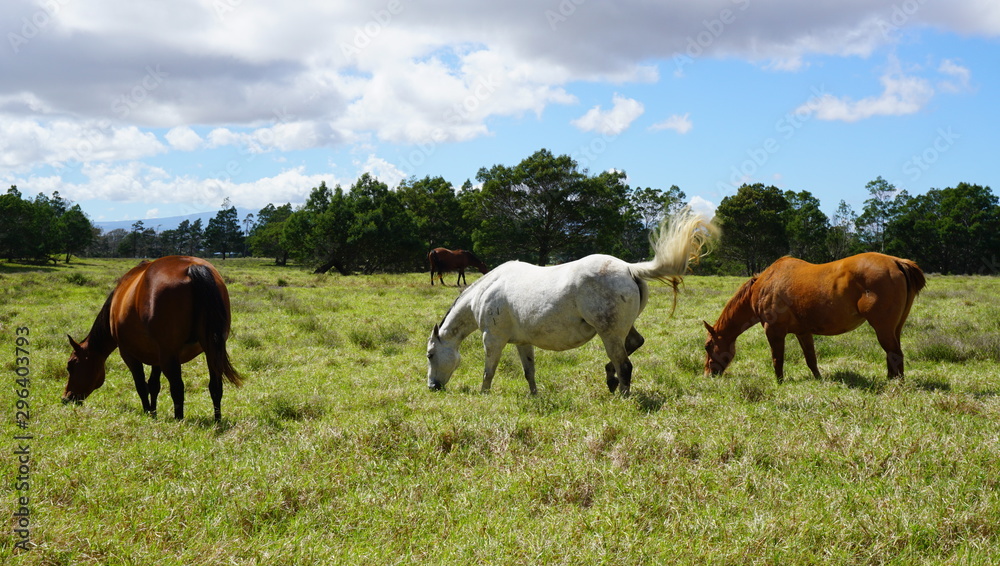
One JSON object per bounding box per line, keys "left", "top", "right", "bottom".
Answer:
{"left": 894, "top": 257, "right": 927, "bottom": 299}
{"left": 188, "top": 264, "right": 243, "bottom": 387}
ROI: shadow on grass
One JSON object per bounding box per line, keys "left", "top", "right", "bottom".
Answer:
{"left": 630, "top": 389, "right": 667, "bottom": 413}
{"left": 913, "top": 376, "right": 951, "bottom": 392}
{"left": 0, "top": 263, "right": 62, "bottom": 274}
{"left": 828, "top": 371, "right": 886, "bottom": 393}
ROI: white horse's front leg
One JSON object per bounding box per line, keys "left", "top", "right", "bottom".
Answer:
{"left": 516, "top": 344, "right": 537, "bottom": 395}
{"left": 480, "top": 333, "right": 506, "bottom": 393}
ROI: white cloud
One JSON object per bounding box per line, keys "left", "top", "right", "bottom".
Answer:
{"left": 650, "top": 113, "right": 692, "bottom": 134}
{"left": 571, "top": 94, "right": 644, "bottom": 136}
{"left": 938, "top": 59, "right": 972, "bottom": 93}
{"left": 794, "top": 59, "right": 934, "bottom": 122}
{"left": 0, "top": 116, "right": 165, "bottom": 170}
{"left": 689, "top": 195, "right": 716, "bottom": 220}
{"left": 165, "top": 126, "right": 203, "bottom": 151}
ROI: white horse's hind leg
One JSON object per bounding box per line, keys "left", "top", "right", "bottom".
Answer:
{"left": 604, "top": 326, "right": 644, "bottom": 394}
{"left": 516, "top": 344, "right": 537, "bottom": 395}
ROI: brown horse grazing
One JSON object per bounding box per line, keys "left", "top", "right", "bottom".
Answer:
{"left": 64, "top": 256, "right": 242, "bottom": 421}
{"left": 427, "top": 247, "right": 489, "bottom": 286}
{"left": 703, "top": 252, "right": 925, "bottom": 383}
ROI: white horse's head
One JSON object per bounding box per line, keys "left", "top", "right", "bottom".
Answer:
{"left": 427, "top": 324, "right": 461, "bottom": 390}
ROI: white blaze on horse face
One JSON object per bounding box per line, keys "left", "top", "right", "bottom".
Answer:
{"left": 426, "top": 332, "right": 461, "bottom": 390}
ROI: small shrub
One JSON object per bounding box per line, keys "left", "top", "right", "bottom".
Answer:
{"left": 66, "top": 272, "right": 93, "bottom": 286}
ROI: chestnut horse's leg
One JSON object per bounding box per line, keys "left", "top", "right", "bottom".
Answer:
{"left": 873, "top": 325, "right": 905, "bottom": 379}
{"left": 123, "top": 355, "right": 152, "bottom": 415}
{"left": 516, "top": 344, "right": 537, "bottom": 395}
{"left": 764, "top": 325, "right": 787, "bottom": 383}
{"left": 795, "top": 333, "right": 821, "bottom": 378}
{"left": 457, "top": 269, "right": 466, "bottom": 286}
{"left": 161, "top": 358, "right": 185, "bottom": 420}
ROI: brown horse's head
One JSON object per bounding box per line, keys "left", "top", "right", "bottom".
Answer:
{"left": 63, "top": 335, "right": 107, "bottom": 404}
{"left": 703, "top": 321, "right": 735, "bottom": 376}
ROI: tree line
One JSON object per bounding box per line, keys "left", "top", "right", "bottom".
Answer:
{"left": 0, "top": 186, "right": 94, "bottom": 263}
{"left": 714, "top": 177, "right": 1000, "bottom": 275}
{"left": 5, "top": 148, "right": 998, "bottom": 275}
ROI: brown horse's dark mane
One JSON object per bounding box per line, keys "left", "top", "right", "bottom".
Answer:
{"left": 84, "top": 291, "right": 118, "bottom": 353}
{"left": 714, "top": 276, "right": 757, "bottom": 332}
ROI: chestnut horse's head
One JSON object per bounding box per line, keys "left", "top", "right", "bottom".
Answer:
{"left": 703, "top": 321, "right": 736, "bottom": 376}
{"left": 63, "top": 335, "right": 106, "bottom": 404}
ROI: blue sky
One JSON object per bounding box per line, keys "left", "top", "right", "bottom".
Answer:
{"left": 2, "top": 0, "right": 998, "bottom": 224}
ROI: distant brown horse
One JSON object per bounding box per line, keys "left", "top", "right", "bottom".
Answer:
{"left": 64, "top": 256, "right": 242, "bottom": 420}
{"left": 427, "top": 247, "right": 489, "bottom": 286}
{"left": 704, "top": 252, "right": 925, "bottom": 383}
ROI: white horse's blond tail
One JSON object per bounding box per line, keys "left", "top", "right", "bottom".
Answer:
{"left": 629, "top": 207, "right": 720, "bottom": 310}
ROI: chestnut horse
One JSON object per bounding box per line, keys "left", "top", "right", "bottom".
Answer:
{"left": 428, "top": 247, "right": 489, "bottom": 286}
{"left": 64, "top": 256, "right": 242, "bottom": 420}
{"left": 704, "top": 252, "right": 925, "bottom": 383}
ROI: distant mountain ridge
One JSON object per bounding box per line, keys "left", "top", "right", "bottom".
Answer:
{"left": 95, "top": 208, "right": 258, "bottom": 233}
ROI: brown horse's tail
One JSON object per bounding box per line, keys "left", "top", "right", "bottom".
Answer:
{"left": 188, "top": 264, "right": 243, "bottom": 387}
{"left": 895, "top": 258, "right": 927, "bottom": 299}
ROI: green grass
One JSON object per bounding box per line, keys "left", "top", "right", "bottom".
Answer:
{"left": 3, "top": 259, "right": 1000, "bottom": 564}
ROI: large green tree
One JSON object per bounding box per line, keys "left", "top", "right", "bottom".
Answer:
{"left": 283, "top": 181, "right": 359, "bottom": 274}
{"left": 715, "top": 183, "right": 790, "bottom": 275}
{"left": 472, "top": 149, "right": 631, "bottom": 265}
{"left": 248, "top": 203, "right": 293, "bottom": 264}
{"left": 397, "top": 175, "right": 470, "bottom": 252}
{"left": 348, "top": 173, "right": 423, "bottom": 273}
{"left": 205, "top": 202, "right": 243, "bottom": 259}
{"left": 0, "top": 187, "right": 96, "bottom": 262}
{"left": 857, "top": 176, "right": 908, "bottom": 253}
{"left": 784, "top": 190, "right": 831, "bottom": 263}
{"left": 888, "top": 183, "right": 1000, "bottom": 274}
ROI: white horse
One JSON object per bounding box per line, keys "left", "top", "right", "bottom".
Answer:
{"left": 426, "top": 209, "right": 718, "bottom": 395}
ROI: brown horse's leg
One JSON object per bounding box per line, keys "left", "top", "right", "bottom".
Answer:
{"left": 795, "top": 333, "right": 821, "bottom": 378}
{"left": 122, "top": 355, "right": 153, "bottom": 415}
{"left": 764, "top": 325, "right": 787, "bottom": 384}
{"left": 147, "top": 366, "right": 162, "bottom": 418}
{"left": 516, "top": 344, "right": 537, "bottom": 395}
{"left": 457, "top": 269, "right": 465, "bottom": 286}
{"left": 161, "top": 358, "right": 185, "bottom": 420}
{"left": 208, "top": 367, "right": 223, "bottom": 422}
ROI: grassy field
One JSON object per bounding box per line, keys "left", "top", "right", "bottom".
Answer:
{"left": 3, "top": 257, "right": 1000, "bottom": 565}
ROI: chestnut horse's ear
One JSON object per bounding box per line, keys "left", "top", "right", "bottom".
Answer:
{"left": 702, "top": 321, "right": 716, "bottom": 335}
{"left": 68, "top": 335, "right": 84, "bottom": 355}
